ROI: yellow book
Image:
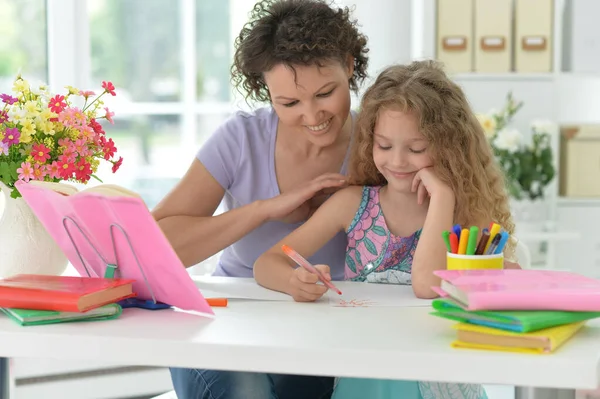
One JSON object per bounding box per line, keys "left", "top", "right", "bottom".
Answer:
{"left": 451, "top": 321, "right": 586, "bottom": 354}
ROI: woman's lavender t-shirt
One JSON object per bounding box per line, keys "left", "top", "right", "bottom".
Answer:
{"left": 197, "top": 107, "right": 352, "bottom": 280}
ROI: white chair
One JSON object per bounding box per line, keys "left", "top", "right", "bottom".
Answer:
{"left": 514, "top": 238, "right": 532, "bottom": 269}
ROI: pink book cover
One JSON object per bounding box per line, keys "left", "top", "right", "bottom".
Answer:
{"left": 433, "top": 269, "right": 600, "bottom": 311}
{"left": 16, "top": 180, "right": 214, "bottom": 316}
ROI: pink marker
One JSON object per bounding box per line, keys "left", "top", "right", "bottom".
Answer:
{"left": 281, "top": 244, "right": 342, "bottom": 295}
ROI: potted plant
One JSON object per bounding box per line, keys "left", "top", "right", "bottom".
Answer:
{"left": 476, "top": 92, "right": 557, "bottom": 235}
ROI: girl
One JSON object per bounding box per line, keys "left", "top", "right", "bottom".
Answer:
{"left": 254, "top": 60, "right": 519, "bottom": 398}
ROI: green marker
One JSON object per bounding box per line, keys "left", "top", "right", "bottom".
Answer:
{"left": 466, "top": 226, "right": 479, "bottom": 255}
{"left": 442, "top": 230, "right": 451, "bottom": 253}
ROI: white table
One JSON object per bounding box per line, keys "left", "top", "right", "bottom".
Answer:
{"left": 0, "top": 301, "right": 598, "bottom": 399}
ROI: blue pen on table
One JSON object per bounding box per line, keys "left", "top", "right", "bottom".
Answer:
{"left": 485, "top": 233, "right": 502, "bottom": 255}
{"left": 493, "top": 231, "right": 510, "bottom": 254}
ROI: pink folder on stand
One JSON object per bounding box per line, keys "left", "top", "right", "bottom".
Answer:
{"left": 434, "top": 269, "right": 600, "bottom": 311}
{"left": 16, "top": 180, "right": 214, "bottom": 316}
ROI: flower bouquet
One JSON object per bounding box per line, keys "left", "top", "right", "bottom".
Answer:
{"left": 0, "top": 74, "right": 123, "bottom": 198}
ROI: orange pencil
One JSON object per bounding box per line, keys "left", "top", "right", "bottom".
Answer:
{"left": 207, "top": 298, "right": 228, "bottom": 307}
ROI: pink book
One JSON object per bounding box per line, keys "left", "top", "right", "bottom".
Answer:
{"left": 434, "top": 269, "right": 600, "bottom": 311}
{"left": 16, "top": 180, "right": 214, "bottom": 316}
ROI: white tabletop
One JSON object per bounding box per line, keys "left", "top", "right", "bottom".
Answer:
{"left": 0, "top": 301, "right": 598, "bottom": 390}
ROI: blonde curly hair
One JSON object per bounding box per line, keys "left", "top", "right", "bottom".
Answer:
{"left": 348, "top": 60, "right": 516, "bottom": 259}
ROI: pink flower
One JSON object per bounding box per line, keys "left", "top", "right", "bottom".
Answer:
{"left": 46, "top": 161, "right": 61, "bottom": 179}
{"left": 74, "top": 158, "right": 92, "bottom": 182}
{"left": 17, "top": 162, "right": 34, "bottom": 182}
{"left": 48, "top": 95, "right": 67, "bottom": 113}
{"left": 0, "top": 110, "right": 8, "bottom": 124}
{"left": 73, "top": 139, "right": 89, "bottom": 156}
{"left": 32, "top": 143, "right": 51, "bottom": 163}
{"left": 89, "top": 118, "right": 104, "bottom": 135}
{"left": 101, "top": 81, "right": 116, "bottom": 96}
{"left": 31, "top": 163, "right": 47, "bottom": 181}
{"left": 57, "top": 160, "right": 75, "bottom": 179}
{"left": 2, "top": 128, "right": 20, "bottom": 146}
{"left": 79, "top": 90, "right": 95, "bottom": 98}
{"left": 103, "top": 137, "right": 116, "bottom": 160}
{"left": 0, "top": 94, "right": 17, "bottom": 105}
{"left": 111, "top": 156, "right": 123, "bottom": 173}
{"left": 104, "top": 107, "right": 114, "bottom": 124}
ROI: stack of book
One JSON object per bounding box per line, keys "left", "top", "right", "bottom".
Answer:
{"left": 431, "top": 269, "right": 600, "bottom": 354}
{"left": 0, "top": 274, "right": 135, "bottom": 326}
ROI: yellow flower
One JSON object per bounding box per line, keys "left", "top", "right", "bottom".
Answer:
{"left": 24, "top": 100, "right": 40, "bottom": 118}
{"left": 65, "top": 85, "right": 79, "bottom": 95}
{"left": 20, "top": 131, "right": 32, "bottom": 144}
{"left": 20, "top": 119, "right": 36, "bottom": 137}
{"left": 41, "top": 121, "right": 56, "bottom": 136}
{"left": 13, "top": 78, "right": 30, "bottom": 94}
{"left": 37, "top": 108, "right": 56, "bottom": 124}
{"left": 476, "top": 114, "right": 497, "bottom": 138}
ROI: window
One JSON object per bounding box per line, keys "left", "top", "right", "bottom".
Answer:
{"left": 0, "top": 0, "right": 47, "bottom": 93}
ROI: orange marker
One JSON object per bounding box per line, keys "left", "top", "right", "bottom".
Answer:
{"left": 207, "top": 298, "right": 228, "bottom": 307}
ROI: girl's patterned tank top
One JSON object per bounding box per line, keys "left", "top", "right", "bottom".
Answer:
{"left": 345, "top": 186, "right": 421, "bottom": 284}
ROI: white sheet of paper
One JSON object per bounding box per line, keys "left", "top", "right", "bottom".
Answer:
{"left": 328, "top": 281, "right": 432, "bottom": 307}
{"left": 192, "top": 276, "right": 293, "bottom": 301}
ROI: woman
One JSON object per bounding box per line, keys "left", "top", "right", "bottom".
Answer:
{"left": 151, "top": 0, "right": 369, "bottom": 398}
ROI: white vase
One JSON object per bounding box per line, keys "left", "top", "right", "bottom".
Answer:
{"left": 0, "top": 181, "right": 68, "bottom": 278}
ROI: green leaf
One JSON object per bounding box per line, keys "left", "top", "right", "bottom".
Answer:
{"left": 372, "top": 225, "right": 387, "bottom": 236}
{"left": 364, "top": 237, "right": 378, "bottom": 256}
{"left": 91, "top": 174, "right": 104, "bottom": 183}
{"left": 0, "top": 162, "right": 11, "bottom": 185}
{"left": 8, "top": 162, "right": 19, "bottom": 180}
{"left": 346, "top": 253, "right": 356, "bottom": 273}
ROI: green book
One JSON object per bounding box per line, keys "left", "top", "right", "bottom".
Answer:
{"left": 1, "top": 303, "right": 122, "bottom": 326}
{"left": 431, "top": 298, "right": 600, "bottom": 333}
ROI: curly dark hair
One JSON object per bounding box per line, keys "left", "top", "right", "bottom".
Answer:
{"left": 231, "top": 0, "right": 369, "bottom": 103}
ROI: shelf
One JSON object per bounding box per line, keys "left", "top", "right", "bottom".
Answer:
{"left": 451, "top": 73, "right": 556, "bottom": 82}
{"left": 557, "top": 197, "right": 600, "bottom": 206}
{"left": 517, "top": 231, "right": 581, "bottom": 242}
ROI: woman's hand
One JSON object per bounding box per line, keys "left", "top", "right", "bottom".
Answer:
{"left": 411, "top": 167, "right": 454, "bottom": 205}
{"left": 287, "top": 264, "right": 331, "bottom": 302}
{"left": 265, "top": 173, "right": 347, "bottom": 224}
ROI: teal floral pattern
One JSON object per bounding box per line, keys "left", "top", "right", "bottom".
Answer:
{"left": 345, "top": 186, "right": 421, "bottom": 284}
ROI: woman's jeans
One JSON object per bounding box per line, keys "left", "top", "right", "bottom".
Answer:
{"left": 170, "top": 367, "right": 334, "bottom": 399}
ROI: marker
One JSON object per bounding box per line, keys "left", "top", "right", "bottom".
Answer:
{"left": 485, "top": 223, "right": 501, "bottom": 254}
{"left": 452, "top": 224, "right": 462, "bottom": 241}
{"left": 457, "top": 228, "right": 469, "bottom": 255}
{"left": 207, "top": 298, "right": 228, "bottom": 307}
{"left": 486, "top": 233, "right": 502, "bottom": 255}
{"left": 282, "top": 244, "right": 342, "bottom": 295}
{"left": 475, "top": 228, "right": 490, "bottom": 255}
{"left": 493, "top": 231, "right": 510, "bottom": 254}
{"left": 442, "top": 231, "right": 452, "bottom": 252}
{"left": 449, "top": 232, "right": 459, "bottom": 254}
{"left": 466, "top": 226, "right": 479, "bottom": 255}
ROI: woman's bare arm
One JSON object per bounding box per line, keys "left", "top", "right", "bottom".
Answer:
{"left": 152, "top": 159, "right": 270, "bottom": 267}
